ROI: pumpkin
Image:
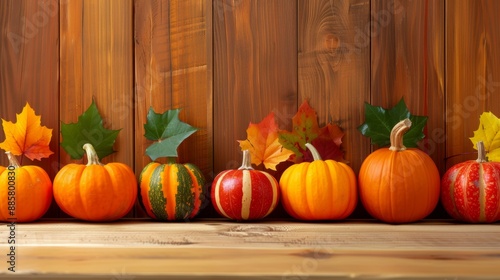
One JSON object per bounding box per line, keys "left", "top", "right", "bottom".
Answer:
{"left": 211, "top": 150, "right": 279, "bottom": 221}
{"left": 0, "top": 152, "right": 52, "bottom": 222}
{"left": 139, "top": 159, "right": 206, "bottom": 221}
{"left": 441, "top": 141, "right": 500, "bottom": 223}
{"left": 279, "top": 143, "right": 357, "bottom": 220}
{"left": 53, "top": 143, "right": 137, "bottom": 222}
{"left": 358, "top": 119, "right": 440, "bottom": 223}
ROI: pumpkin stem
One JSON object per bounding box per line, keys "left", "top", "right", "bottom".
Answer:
{"left": 476, "top": 141, "right": 487, "bottom": 163}
{"left": 5, "top": 152, "right": 20, "bottom": 168}
{"left": 83, "top": 143, "right": 104, "bottom": 166}
{"left": 305, "top": 143, "right": 322, "bottom": 161}
{"left": 166, "top": 157, "right": 177, "bottom": 164}
{"left": 238, "top": 150, "right": 254, "bottom": 170}
{"left": 389, "top": 119, "right": 412, "bottom": 151}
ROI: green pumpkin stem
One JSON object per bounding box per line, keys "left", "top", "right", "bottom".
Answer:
{"left": 5, "top": 152, "right": 20, "bottom": 168}
{"left": 476, "top": 141, "right": 487, "bottom": 163}
{"left": 83, "top": 143, "right": 104, "bottom": 166}
{"left": 305, "top": 143, "right": 322, "bottom": 161}
{"left": 389, "top": 119, "right": 412, "bottom": 152}
{"left": 238, "top": 150, "right": 254, "bottom": 170}
{"left": 166, "top": 157, "right": 178, "bottom": 164}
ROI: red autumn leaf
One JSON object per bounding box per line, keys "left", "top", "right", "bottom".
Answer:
{"left": 277, "top": 101, "right": 319, "bottom": 162}
{"left": 303, "top": 124, "right": 344, "bottom": 162}
{"left": 278, "top": 100, "right": 344, "bottom": 162}
{"left": 238, "top": 112, "right": 294, "bottom": 171}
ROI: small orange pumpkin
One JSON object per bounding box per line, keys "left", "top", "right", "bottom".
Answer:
{"left": 0, "top": 152, "right": 53, "bottom": 222}
{"left": 358, "top": 119, "right": 440, "bottom": 223}
{"left": 279, "top": 143, "right": 357, "bottom": 220}
{"left": 53, "top": 143, "right": 137, "bottom": 222}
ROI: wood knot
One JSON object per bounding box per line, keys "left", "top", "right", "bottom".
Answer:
{"left": 323, "top": 34, "right": 339, "bottom": 51}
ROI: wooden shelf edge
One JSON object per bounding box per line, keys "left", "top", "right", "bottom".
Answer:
{"left": 0, "top": 220, "right": 499, "bottom": 279}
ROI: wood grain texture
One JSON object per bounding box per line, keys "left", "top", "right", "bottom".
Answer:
{"left": 134, "top": 0, "right": 212, "bottom": 217}
{"left": 134, "top": 0, "right": 212, "bottom": 177}
{"left": 298, "top": 0, "right": 370, "bottom": 174}
{"left": 0, "top": 0, "right": 59, "bottom": 176}
{"left": 445, "top": 0, "right": 500, "bottom": 169}
{"left": 213, "top": 0, "right": 298, "bottom": 175}
{"left": 60, "top": 0, "right": 134, "bottom": 166}
{"left": 371, "top": 0, "right": 446, "bottom": 173}
{"left": 1, "top": 220, "right": 500, "bottom": 279}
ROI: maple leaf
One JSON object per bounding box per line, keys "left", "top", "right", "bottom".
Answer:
{"left": 358, "top": 98, "right": 428, "bottom": 147}
{"left": 278, "top": 101, "right": 319, "bottom": 161}
{"left": 0, "top": 103, "right": 53, "bottom": 161}
{"left": 470, "top": 111, "right": 500, "bottom": 162}
{"left": 238, "top": 112, "right": 294, "bottom": 171}
{"left": 278, "top": 100, "right": 344, "bottom": 163}
{"left": 61, "top": 100, "right": 120, "bottom": 160}
{"left": 144, "top": 107, "right": 197, "bottom": 161}
{"left": 303, "top": 124, "right": 344, "bottom": 162}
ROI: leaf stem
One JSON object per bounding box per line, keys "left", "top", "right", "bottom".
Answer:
{"left": 5, "top": 152, "right": 20, "bottom": 168}
{"left": 305, "top": 143, "right": 322, "bottom": 161}
{"left": 389, "top": 119, "right": 412, "bottom": 152}
{"left": 476, "top": 141, "right": 487, "bottom": 163}
{"left": 238, "top": 150, "right": 254, "bottom": 170}
{"left": 83, "top": 143, "right": 104, "bottom": 166}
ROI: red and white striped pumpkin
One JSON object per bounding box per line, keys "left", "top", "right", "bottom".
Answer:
{"left": 441, "top": 141, "right": 500, "bottom": 223}
{"left": 211, "top": 150, "right": 279, "bottom": 221}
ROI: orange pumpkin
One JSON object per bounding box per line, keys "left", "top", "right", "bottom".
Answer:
{"left": 358, "top": 119, "right": 440, "bottom": 223}
{"left": 53, "top": 143, "right": 137, "bottom": 221}
{"left": 0, "top": 152, "right": 53, "bottom": 222}
{"left": 279, "top": 143, "right": 357, "bottom": 220}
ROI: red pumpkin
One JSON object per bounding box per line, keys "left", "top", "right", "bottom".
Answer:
{"left": 441, "top": 141, "right": 500, "bottom": 223}
{"left": 211, "top": 150, "right": 279, "bottom": 221}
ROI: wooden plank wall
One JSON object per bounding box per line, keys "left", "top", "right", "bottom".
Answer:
{"left": 0, "top": 0, "right": 500, "bottom": 218}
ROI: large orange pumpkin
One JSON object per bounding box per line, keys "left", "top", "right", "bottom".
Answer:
{"left": 279, "top": 143, "right": 357, "bottom": 220}
{"left": 358, "top": 119, "right": 440, "bottom": 223}
{"left": 53, "top": 143, "right": 137, "bottom": 222}
{"left": 0, "top": 152, "right": 52, "bottom": 222}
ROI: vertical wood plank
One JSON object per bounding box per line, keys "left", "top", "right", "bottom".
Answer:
{"left": 213, "top": 0, "right": 298, "bottom": 175}
{"left": 60, "top": 0, "right": 134, "bottom": 167}
{"left": 371, "top": 0, "right": 446, "bottom": 173}
{"left": 0, "top": 0, "right": 59, "bottom": 176}
{"left": 134, "top": 0, "right": 212, "bottom": 176}
{"left": 298, "top": 0, "right": 370, "bottom": 173}
{"left": 446, "top": 0, "right": 500, "bottom": 168}
{"left": 134, "top": 0, "right": 212, "bottom": 217}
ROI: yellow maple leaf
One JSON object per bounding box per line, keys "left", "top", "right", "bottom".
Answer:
{"left": 238, "top": 112, "right": 294, "bottom": 171}
{"left": 0, "top": 103, "right": 53, "bottom": 161}
{"left": 470, "top": 111, "right": 500, "bottom": 162}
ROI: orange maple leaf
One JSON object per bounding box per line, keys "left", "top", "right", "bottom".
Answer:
{"left": 238, "top": 112, "right": 294, "bottom": 171}
{"left": 0, "top": 103, "right": 53, "bottom": 161}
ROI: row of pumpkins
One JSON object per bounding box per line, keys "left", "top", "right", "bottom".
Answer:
{"left": 1, "top": 119, "right": 499, "bottom": 224}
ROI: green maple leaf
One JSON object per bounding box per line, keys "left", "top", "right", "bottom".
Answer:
{"left": 358, "top": 98, "right": 427, "bottom": 147}
{"left": 61, "top": 100, "right": 120, "bottom": 160}
{"left": 144, "top": 107, "right": 197, "bottom": 161}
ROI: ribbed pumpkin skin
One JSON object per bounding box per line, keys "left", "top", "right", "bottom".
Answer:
{"left": 211, "top": 169, "right": 279, "bottom": 221}
{"left": 0, "top": 165, "right": 52, "bottom": 222}
{"left": 279, "top": 160, "right": 357, "bottom": 220}
{"left": 441, "top": 160, "right": 500, "bottom": 223}
{"left": 53, "top": 163, "right": 137, "bottom": 222}
{"left": 358, "top": 148, "right": 440, "bottom": 223}
{"left": 139, "top": 162, "right": 206, "bottom": 221}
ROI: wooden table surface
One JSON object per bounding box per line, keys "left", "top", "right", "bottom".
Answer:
{"left": 0, "top": 219, "right": 499, "bottom": 279}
